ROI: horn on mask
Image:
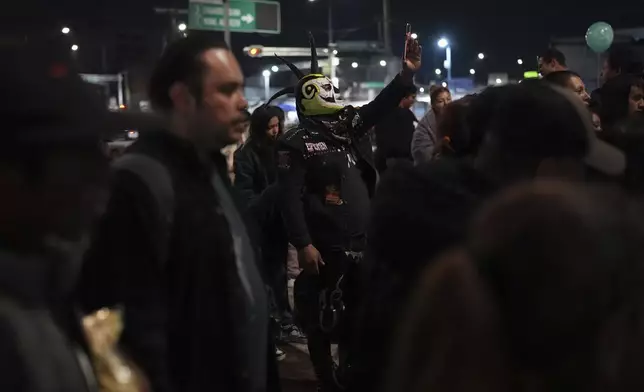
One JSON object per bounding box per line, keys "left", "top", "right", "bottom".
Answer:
{"left": 274, "top": 54, "right": 305, "bottom": 79}
{"left": 309, "top": 32, "right": 320, "bottom": 74}
{"left": 266, "top": 86, "right": 296, "bottom": 106}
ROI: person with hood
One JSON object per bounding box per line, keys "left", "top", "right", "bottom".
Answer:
{"left": 269, "top": 30, "right": 422, "bottom": 391}
{"left": 234, "top": 105, "right": 306, "bottom": 356}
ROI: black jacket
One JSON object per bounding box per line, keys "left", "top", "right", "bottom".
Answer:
{"left": 234, "top": 137, "right": 290, "bottom": 278}
{"left": 234, "top": 139, "right": 283, "bottom": 235}
{"left": 78, "top": 131, "right": 269, "bottom": 392}
{"left": 374, "top": 107, "right": 417, "bottom": 172}
{"left": 348, "top": 159, "right": 497, "bottom": 392}
{"left": 0, "top": 247, "right": 96, "bottom": 392}
{"left": 276, "top": 74, "right": 413, "bottom": 252}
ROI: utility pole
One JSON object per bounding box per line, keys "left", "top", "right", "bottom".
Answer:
{"left": 382, "top": 0, "right": 391, "bottom": 54}
{"left": 328, "top": 0, "right": 337, "bottom": 83}
{"left": 223, "top": 0, "right": 231, "bottom": 47}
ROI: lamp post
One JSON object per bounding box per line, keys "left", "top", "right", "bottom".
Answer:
{"left": 437, "top": 37, "right": 451, "bottom": 86}
{"left": 262, "top": 70, "right": 271, "bottom": 101}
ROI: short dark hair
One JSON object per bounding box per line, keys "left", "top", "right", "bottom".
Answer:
{"left": 607, "top": 46, "right": 643, "bottom": 76}
{"left": 437, "top": 100, "right": 474, "bottom": 157}
{"left": 540, "top": 48, "right": 567, "bottom": 67}
{"left": 543, "top": 70, "right": 582, "bottom": 88}
{"left": 404, "top": 84, "right": 418, "bottom": 97}
{"left": 148, "top": 34, "right": 228, "bottom": 113}
{"left": 599, "top": 76, "right": 644, "bottom": 129}
{"left": 470, "top": 84, "right": 589, "bottom": 181}
{"left": 430, "top": 86, "right": 450, "bottom": 103}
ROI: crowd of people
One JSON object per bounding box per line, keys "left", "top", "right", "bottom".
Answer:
{"left": 3, "top": 26, "right": 644, "bottom": 392}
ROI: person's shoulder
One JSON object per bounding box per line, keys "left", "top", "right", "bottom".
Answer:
{"left": 234, "top": 140, "right": 255, "bottom": 159}
{"left": 277, "top": 126, "right": 309, "bottom": 151}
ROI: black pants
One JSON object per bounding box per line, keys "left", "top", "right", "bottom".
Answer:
{"left": 264, "top": 242, "right": 293, "bottom": 326}
{"left": 294, "top": 250, "right": 361, "bottom": 391}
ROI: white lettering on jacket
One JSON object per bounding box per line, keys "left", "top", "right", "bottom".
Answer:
{"left": 305, "top": 142, "right": 328, "bottom": 152}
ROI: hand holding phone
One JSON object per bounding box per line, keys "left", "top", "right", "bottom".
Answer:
{"left": 403, "top": 23, "right": 412, "bottom": 62}
{"left": 402, "top": 23, "right": 422, "bottom": 75}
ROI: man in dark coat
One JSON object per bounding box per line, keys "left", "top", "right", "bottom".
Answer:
{"left": 78, "top": 34, "right": 274, "bottom": 392}
{"left": 374, "top": 84, "right": 418, "bottom": 173}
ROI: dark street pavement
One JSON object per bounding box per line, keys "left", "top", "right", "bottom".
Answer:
{"left": 278, "top": 343, "right": 317, "bottom": 392}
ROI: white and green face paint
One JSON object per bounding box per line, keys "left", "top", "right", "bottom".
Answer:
{"left": 298, "top": 74, "right": 344, "bottom": 117}
{"left": 266, "top": 33, "right": 346, "bottom": 119}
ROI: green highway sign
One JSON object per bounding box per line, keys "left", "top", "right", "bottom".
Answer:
{"left": 189, "top": 0, "right": 281, "bottom": 34}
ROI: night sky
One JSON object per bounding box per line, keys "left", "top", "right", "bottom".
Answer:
{"left": 3, "top": 0, "right": 639, "bottom": 78}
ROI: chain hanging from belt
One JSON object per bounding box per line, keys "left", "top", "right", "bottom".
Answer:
{"left": 319, "top": 275, "right": 345, "bottom": 333}
{"left": 317, "top": 250, "right": 363, "bottom": 333}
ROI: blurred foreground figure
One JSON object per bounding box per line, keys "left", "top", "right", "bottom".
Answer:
{"left": 350, "top": 82, "right": 627, "bottom": 392}
{"left": 0, "top": 40, "right": 136, "bottom": 390}
{"left": 388, "top": 181, "right": 644, "bottom": 392}
{"left": 79, "top": 34, "right": 274, "bottom": 392}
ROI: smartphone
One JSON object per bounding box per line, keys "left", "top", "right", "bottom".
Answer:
{"left": 404, "top": 23, "right": 412, "bottom": 61}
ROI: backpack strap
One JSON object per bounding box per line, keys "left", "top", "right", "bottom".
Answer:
{"left": 111, "top": 154, "right": 175, "bottom": 268}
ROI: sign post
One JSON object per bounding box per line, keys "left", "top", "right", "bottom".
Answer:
{"left": 189, "top": 0, "right": 281, "bottom": 35}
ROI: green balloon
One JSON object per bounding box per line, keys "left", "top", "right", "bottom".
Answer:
{"left": 586, "top": 22, "right": 614, "bottom": 53}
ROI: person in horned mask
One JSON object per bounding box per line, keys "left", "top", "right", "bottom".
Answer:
{"left": 269, "top": 30, "right": 421, "bottom": 391}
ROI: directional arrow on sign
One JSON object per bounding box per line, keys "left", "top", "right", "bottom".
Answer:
{"left": 241, "top": 14, "right": 255, "bottom": 24}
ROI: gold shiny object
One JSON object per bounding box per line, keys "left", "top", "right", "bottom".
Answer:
{"left": 83, "top": 308, "right": 149, "bottom": 392}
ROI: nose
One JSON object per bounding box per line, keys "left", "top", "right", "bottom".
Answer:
{"left": 238, "top": 93, "right": 248, "bottom": 111}
{"left": 583, "top": 91, "right": 590, "bottom": 102}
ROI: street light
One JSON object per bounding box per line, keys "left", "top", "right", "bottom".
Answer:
{"left": 71, "top": 44, "right": 79, "bottom": 51}
{"left": 380, "top": 60, "right": 387, "bottom": 67}
{"left": 517, "top": 58, "right": 523, "bottom": 65}
{"left": 271, "top": 65, "right": 279, "bottom": 72}
{"left": 441, "top": 82, "right": 448, "bottom": 88}
{"left": 437, "top": 37, "right": 452, "bottom": 86}
{"left": 351, "top": 62, "right": 359, "bottom": 68}
{"left": 178, "top": 23, "right": 187, "bottom": 32}
{"left": 262, "top": 70, "right": 271, "bottom": 101}
{"left": 419, "top": 87, "right": 425, "bottom": 93}
{"left": 435, "top": 68, "right": 442, "bottom": 75}
{"left": 61, "top": 27, "right": 71, "bottom": 35}
{"left": 478, "top": 52, "right": 485, "bottom": 60}
{"left": 495, "top": 78, "right": 502, "bottom": 85}
{"left": 469, "top": 68, "right": 476, "bottom": 75}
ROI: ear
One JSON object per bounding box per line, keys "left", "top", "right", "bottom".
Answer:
{"left": 168, "top": 82, "right": 196, "bottom": 114}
